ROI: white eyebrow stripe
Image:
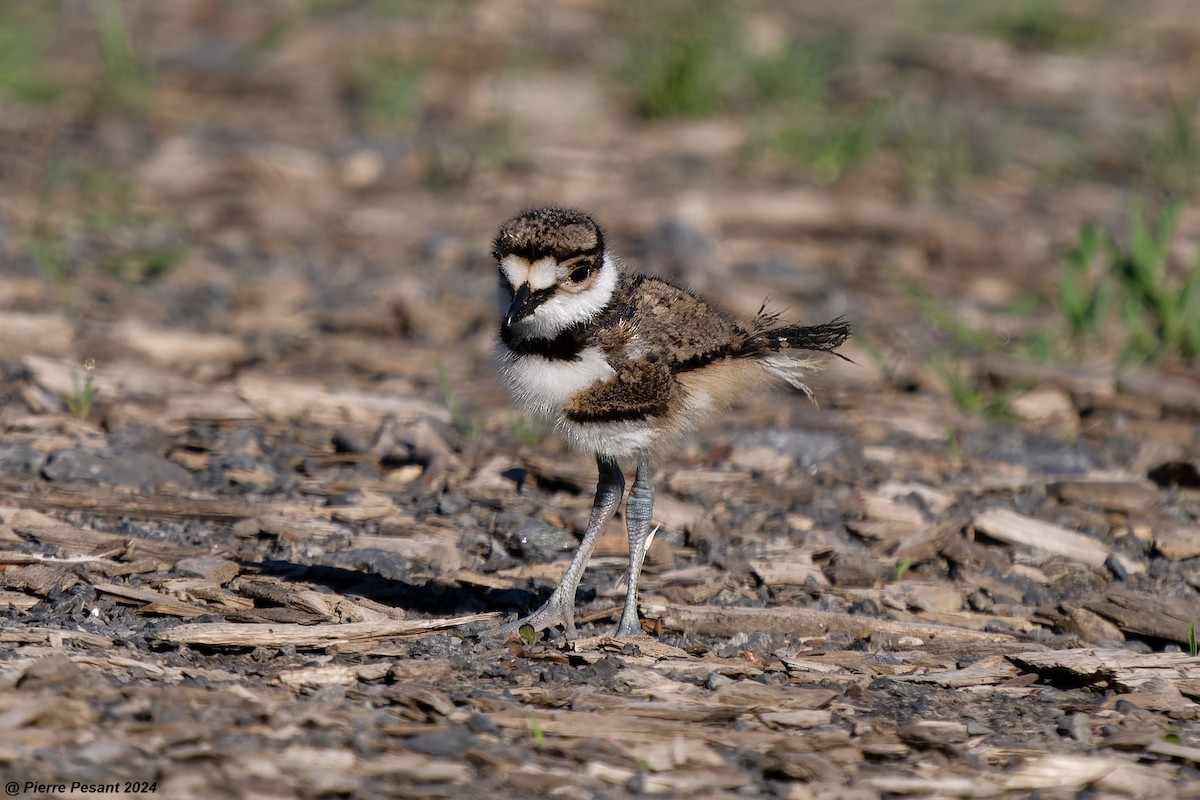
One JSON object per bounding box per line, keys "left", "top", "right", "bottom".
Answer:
{"left": 525, "top": 257, "right": 558, "bottom": 290}
{"left": 499, "top": 254, "right": 528, "bottom": 288}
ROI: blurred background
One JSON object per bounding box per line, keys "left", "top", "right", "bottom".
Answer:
{"left": 1, "top": 0, "right": 1198, "bottom": 420}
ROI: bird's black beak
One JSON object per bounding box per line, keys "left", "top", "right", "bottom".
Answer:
{"left": 505, "top": 284, "right": 542, "bottom": 328}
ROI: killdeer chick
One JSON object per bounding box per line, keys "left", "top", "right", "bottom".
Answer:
{"left": 494, "top": 207, "right": 849, "bottom": 638}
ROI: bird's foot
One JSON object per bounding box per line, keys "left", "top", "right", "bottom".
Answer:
{"left": 612, "top": 605, "right": 647, "bottom": 639}
{"left": 490, "top": 596, "right": 578, "bottom": 644}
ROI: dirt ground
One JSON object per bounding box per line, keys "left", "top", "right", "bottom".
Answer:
{"left": 2, "top": 2, "right": 1200, "bottom": 798}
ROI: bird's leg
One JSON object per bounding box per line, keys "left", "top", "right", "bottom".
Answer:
{"left": 615, "top": 451, "right": 655, "bottom": 637}
{"left": 499, "top": 454, "right": 624, "bottom": 640}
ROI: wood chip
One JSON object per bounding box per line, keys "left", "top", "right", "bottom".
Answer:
{"left": 867, "top": 776, "right": 986, "bottom": 796}
{"left": 567, "top": 636, "right": 691, "bottom": 660}
{"left": 1081, "top": 589, "right": 1200, "bottom": 646}
{"left": 1057, "top": 603, "right": 1125, "bottom": 644}
{"left": 0, "top": 589, "right": 40, "bottom": 611}
{"left": 273, "top": 663, "right": 392, "bottom": 689}
{"left": 1009, "top": 647, "right": 1200, "bottom": 691}
{"left": 1149, "top": 525, "right": 1200, "bottom": 560}
{"left": 236, "top": 374, "right": 450, "bottom": 428}
{"left": 0, "top": 563, "right": 78, "bottom": 595}
{"left": 648, "top": 603, "right": 1020, "bottom": 646}
{"left": 1048, "top": 480, "right": 1161, "bottom": 514}
{"left": 758, "top": 709, "right": 833, "bottom": 728}
{"left": 113, "top": 323, "right": 246, "bottom": 380}
{"left": 0, "top": 482, "right": 264, "bottom": 523}
{"left": 358, "top": 752, "right": 468, "bottom": 783}
{"left": 0, "top": 313, "right": 74, "bottom": 359}
{"left": 749, "top": 553, "right": 828, "bottom": 587}
{"left": 973, "top": 508, "right": 1144, "bottom": 574}
{"left": 153, "top": 612, "right": 499, "bottom": 649}
{"left": 94, "top": 582, "right": 211, "bottom": 617}
{"left": 1146, "top": 739, "right": 1200, "bottom": 765}
{"left": 890, "top": 656, "right": 1019, "bottom": 687}
{"left": 1118, "top": 369, "right": 1200, "bottom": 416}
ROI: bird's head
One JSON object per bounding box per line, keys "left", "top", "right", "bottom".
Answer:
{"left": 492, "top": 207, "right": 618, "bottom": 339}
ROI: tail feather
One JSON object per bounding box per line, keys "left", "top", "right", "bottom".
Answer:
{"left": 749, "top": 315, "right": 852, "bottom": 401}
{"left": 756, "top": 315, "right": 851, "bottom": 356}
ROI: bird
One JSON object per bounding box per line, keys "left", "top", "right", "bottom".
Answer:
{"left": 492, "top": 206, "right": 850, "bottom": 639}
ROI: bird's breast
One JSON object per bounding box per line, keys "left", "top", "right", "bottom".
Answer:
{"left": 498, "top": 344, "right": 615, "bottom": 421}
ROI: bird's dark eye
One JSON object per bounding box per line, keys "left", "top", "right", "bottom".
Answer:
{"left": 568, "top": 265, "right": 591, "bottom": 283}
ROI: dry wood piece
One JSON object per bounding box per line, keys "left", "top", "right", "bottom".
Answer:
{"left": 648, "top": 603, "right": 1020, "bottom": 646}
{"left": 113, "top": 322, "right": 246, "bottom": 380}
{"left": 273, "top": 663, "right": 392, "bottom": 689}
{"left": 1147, "top": 739, "right": 1200, "bottom": 765}
{"left": 572, "top": 696, "right": 744, "bottom": 723}
{"left": 0, "top": 313, "right": 74, "bottom": 359}
{"left": 94, "top": 582, "right": 211, "bottom": 617}
{"left": 1118, "top": 369, "right": 1200, "bottom": 416}
{"left": 972, "top": 508, "right": 1144, "bottom": 574}
{"left": 1002, "top": 752, "right": 1174, "bottom": 796}
{"left": 10, "top": 509, "right": 135, "bottom": 556}
{"left": 153, "top": 612, "right": 499, "bottom": 649}
{"left": 758, "top": 709, "right": 832, "bottom": 729}
{"left": 566, "top": 636, "right": 691, "bottom": 660}
{"left": 867, "top": 776, "right": 988, "bottom": 796}
{"left": 0, "top": 481, "right": 263, "bottom": 522}
{"left": 9, "top": 508, "right": 210, "bottom": 568}
{"left": 0, "top": 589, "right": 41, "bottom": 611}
{"left": 488, "top": 708, "right": 785, "bottom": 750}
{"left": 1009, "top": 386, "right": 1079, "bottom": 431}
{"left": 0, "top": 562, "right": 78, "bottom": 595}
{"left": 1008, "top": 647, "right": 1200, "bottom": 691}
{"left": 236, "top": 374, "right": 451, "bottom": 428}
{"left": 165, "top": 392, "right": 260, "bottom": 422}
{"left": 897, "top": 719, "right": 970, "bottom": 745}
{"left": 1057, "top": 603, "right": 1126, "bottom": 644}
{"left": 358, "top": 752, "right": 469, "bottom": 783}
{"left": 749, "top": 553, "right": 828, "bottom": 587}
{"left": 0, "top": 627, "right": 114, "bottom": 648}
{"left": 1082, "top": 589, "right": 1200, "bottom": 646}
{"left": 851, "top": 489, "right": 926, "bottom": 527}
{"left": 889, "top": 655, "right": 1020, "bottom": 687}
{"left": 1048, "top": 480, "right": 1161, "bottom": 514}
{"left": 1149, "top": 525, "right": 1200, "bottom": 561}
{"left": 712, "top": 682, "right": 837, "bottom": 711}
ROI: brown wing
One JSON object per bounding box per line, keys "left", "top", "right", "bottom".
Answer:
{"left": 562, "top": 356, "right": 674, "bottom": 423}
{"left": 625, "top": 276, "right": 754, "bottom": 373}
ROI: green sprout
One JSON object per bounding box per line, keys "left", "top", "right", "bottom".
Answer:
{"left": 518, "top": 623, "right": 542, "bottom": 648}
{"left": 66, "top": 359, "right": 99, "bottom": 420}
{"left": 1056, "top": 201, "right": 1200, "bottom": 364}
{"left": 527, "top": 716, "right": 546, "bottom": 749}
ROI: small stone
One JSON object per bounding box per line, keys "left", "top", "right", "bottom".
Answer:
{"left": 466, "top": 714, "right": 498, "bottom": 734}
{"left": 1010, "top": 387, "right": 1079, "bottom": 433}
{"left": 504, "top": 519, "right": 578, "bottom": 562}
{"left": 174, "top": 556, "right": 239, "bottom": 584}
{"left": 965, "top": 721, "right": 994, "bottom": 736}
{"left": 0, "top": 443, "right": 46, "bottom": 475}
{"left": 705, "top": 672, "right": 734, "bottom": 690}
{"left": 405, "top": 726, "right": 473, "bottom": 758}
